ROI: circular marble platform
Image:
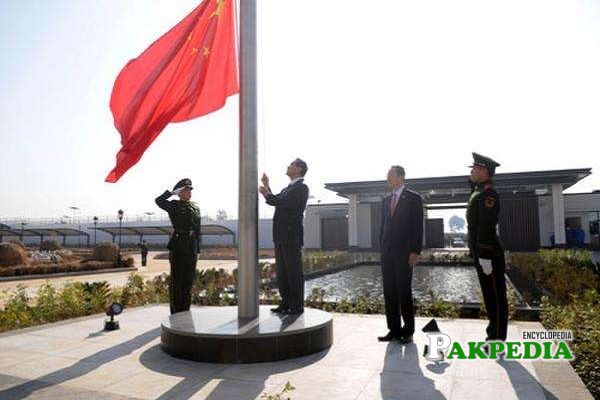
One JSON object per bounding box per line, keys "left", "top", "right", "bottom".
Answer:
{"left": 161, "top": 306, "right": 333, "bottom": 363}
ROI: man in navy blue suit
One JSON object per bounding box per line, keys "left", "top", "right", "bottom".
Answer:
{"left": 378, "top": 166, "right": 424, "bottom": 343}
{"left": 259, "top": 158, "right": 310, "bottom": 315}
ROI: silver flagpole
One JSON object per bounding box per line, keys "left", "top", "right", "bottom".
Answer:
{"left": 238, "top": 0, "right": 259, "bottom": 320}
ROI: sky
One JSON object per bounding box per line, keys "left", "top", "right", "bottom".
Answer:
{"left": 1, "top": 0, "right": 599, "bottom": 223}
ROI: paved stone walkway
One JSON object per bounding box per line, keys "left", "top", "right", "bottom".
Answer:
{"left": 0, "top": 306, "right": 592, "bottom": 399}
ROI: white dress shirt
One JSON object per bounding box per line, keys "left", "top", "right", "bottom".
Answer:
{"left": 391, "top": 185, "right": 405, "bottom": 199}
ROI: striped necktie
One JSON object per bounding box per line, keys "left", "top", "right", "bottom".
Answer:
{"left": 390, "top": 193, "right": 398, "bottom": 216}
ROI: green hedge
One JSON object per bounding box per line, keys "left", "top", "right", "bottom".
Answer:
{"left": 541, "top": 290, "right": 600, "bottom": 399}
{"left": 507, "top": 249, "right": 599, "bottom": 304}
{"left": 302, "top": 251, "right": 379, "bottom": 274}
{"left": 0, "top": 269, "right": 237, "bottom": 333}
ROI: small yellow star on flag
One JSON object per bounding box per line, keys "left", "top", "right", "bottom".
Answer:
{"left": 203, "top": 46, "right": 210, "bottom": 57}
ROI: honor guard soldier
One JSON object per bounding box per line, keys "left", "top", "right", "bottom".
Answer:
{"left": 155, "top": 178, "right": 201, "bottom": 314}
{"left": 467, "top": 153, "right": 508, "bottom": 341}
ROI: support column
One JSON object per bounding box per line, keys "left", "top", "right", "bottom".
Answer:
{"left": 348, "top": 195, "right": 359, "bottom": 250}
{"left": 238, "top": 0, "right": 259, "bottom": 320}
{"left": 552, "top": 183, "right": 566, "bottom": 247}
{"left": 423, "top": 205, "right": 428, "bottom": 249}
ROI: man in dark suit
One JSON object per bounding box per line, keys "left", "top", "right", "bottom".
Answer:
{"left": 139, "top": 240, "right": 149, "bottom": 267}
{"left": 378, "top": 166, "right": 423, "bottom": 343}
{"left": 259, "top": 158, "right": 309, "bottom": 315}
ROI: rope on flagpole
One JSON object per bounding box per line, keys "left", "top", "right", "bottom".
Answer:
{"left": 258, "top": 0, "right": 268, "bottom": 173}
{"left": 233, "top": 0, "right": 240, "bottom": 62}
{"left": 234, "top": 0, "right": 268, "bottom": 172}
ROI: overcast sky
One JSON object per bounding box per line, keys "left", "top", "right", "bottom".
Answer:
{"left": 1, "top": 0, "right": 599, "bottom": 222}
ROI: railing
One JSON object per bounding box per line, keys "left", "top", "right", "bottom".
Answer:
{"left": 0, "top": 214, "right": 172, "bottom": 225}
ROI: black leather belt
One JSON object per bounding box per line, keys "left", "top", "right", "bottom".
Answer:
{"left": 173, "top": 230, "right": 194, "bottom": 237}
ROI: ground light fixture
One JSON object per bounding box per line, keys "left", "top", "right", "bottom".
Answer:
{"left": 104, "top": 302, "right": 124, "bottom": 331}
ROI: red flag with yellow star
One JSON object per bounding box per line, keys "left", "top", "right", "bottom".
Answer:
{"left": 106, "top": 0, "right": 238, "bottom": 182}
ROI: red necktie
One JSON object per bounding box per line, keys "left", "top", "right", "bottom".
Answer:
{"left": 390, "top": 193, "right": 398, "bottom": 216}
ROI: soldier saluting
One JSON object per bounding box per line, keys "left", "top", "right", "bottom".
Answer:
{"left": 155, "top": 178, "right": 201, "bottom": 314}
{"left": 467, "top": 153, "right": 508, "bottom": 342}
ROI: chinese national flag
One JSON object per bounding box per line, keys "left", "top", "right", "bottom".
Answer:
{"left": 105, "top": 0, "right": 238, "bottom": 183}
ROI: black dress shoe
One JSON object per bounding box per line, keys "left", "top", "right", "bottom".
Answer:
{"left": 398, "top": 335, "right": 413, "bottom": 344}
{"left": 271, "top": 306, "right": 287, "bottom": 313}
{"left": 378, "top": 332, "right": 399, "bottom": 342}
{"left": 284, "top": 308, "right": 304, "bottom": 315}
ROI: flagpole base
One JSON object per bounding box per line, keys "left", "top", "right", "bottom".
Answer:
{"left": 161, "top": 306, "right": 332, "bottom": 363}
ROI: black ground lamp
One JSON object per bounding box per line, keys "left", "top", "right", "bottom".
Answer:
{"left": 93, "top": 216, "right": 99, "bottom": 244}
{"left": 104, "top": 302, "right": 124, "bottom": 331}
{"left": 117, "top": 209, "right": 124, "bottom": 248}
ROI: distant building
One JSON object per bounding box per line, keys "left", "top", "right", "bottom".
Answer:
{"left": 304, "top": 168, "right": 600, "bottom": 251}
{"left": 1, "top": 219, "right": 275, "bottom": 249}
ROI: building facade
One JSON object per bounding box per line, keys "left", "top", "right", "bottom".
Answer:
{"left": 304, "top": 168, "right": 600, "bottom": 251}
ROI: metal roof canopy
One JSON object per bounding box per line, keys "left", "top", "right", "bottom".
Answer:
{"left": 325, "top": 168, "right": 592, "bottom": 204}
{"left": 92, "top": 224, "right": 236, "bottom": 238}
{"left": 0, "top": 227, "right": 90, "bottom": 246}
{"left": 0, "top": 227, "right": 89, "bottom": 237}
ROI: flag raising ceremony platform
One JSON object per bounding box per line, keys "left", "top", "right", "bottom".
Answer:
{"left": 104, "top": 0, "right": 334, "bottom": 364}
{"left": 161, "top": 306, "right": 333, "bottom": 363}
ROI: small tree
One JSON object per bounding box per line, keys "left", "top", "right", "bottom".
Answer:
{"left": 449, "top": 215, "right": 466, "bottom": 232}
{"left": 216, "top": 209, "right": 228, "bottom": 221}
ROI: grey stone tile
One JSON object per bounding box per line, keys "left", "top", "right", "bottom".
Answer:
{"left": 0, "top": 378, "right": 138, "bottom": 399}
{"left": 103, "top": 368, "right": 206, "bottom": 399}
{"left": 357, "top": 371, "right": 452, "bottom": 400}
{"left": 0, "top": 333, "right": 49, "bottom": 350}
{"left": 0, "top": 349, "right": 41, "bottom": 368}
{"left": 215, "top": 359, "right": 307, "bottom": 385}
{"left": 453, "top": 358, "right": 539, "bottom": 383}
{"left": 0, "top": 354, "right": 80, "bottom": 381}
{"left": 450, "top": 376, "right": 546, "bottom": 400}
{"left": 0, "top": 373, "right": 25, "bottom": 391}
{"left": 531, "top": 361, "right": 593, "bottom": 399}
{"left": 19, "top": 337, "right": 90, "bottom": 356}
{"left": 184, "top": 378, "right": 278, "bottom": 400}
{"left": 538, "top": 381, "right": 594, "bottom": 400}
{"left": 57, "top": 360, "right": 147, "bottom": 391}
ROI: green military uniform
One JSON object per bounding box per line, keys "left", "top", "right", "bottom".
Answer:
{"left": 467, "top": 153, "right": 508, "bottom": 341}
{"left": 155, "top": 178, "right": 201, "bottom": 314}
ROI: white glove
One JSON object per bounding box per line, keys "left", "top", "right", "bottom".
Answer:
{"left": 480, "top": 259, "right": 493, "bottom": 275}
{"left": 171, "top": 188, "right": 183, "bottom": 196}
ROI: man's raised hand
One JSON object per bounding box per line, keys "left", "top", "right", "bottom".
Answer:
{"left": 261, "top": 173, "right": 269, "bottom": 187}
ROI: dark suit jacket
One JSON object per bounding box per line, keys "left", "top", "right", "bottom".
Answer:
{"left": 380, "top": 188, "right": 424, "bottom": 255}
{"left": 265, "top": 179, "right": 309, "bottom": 246}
